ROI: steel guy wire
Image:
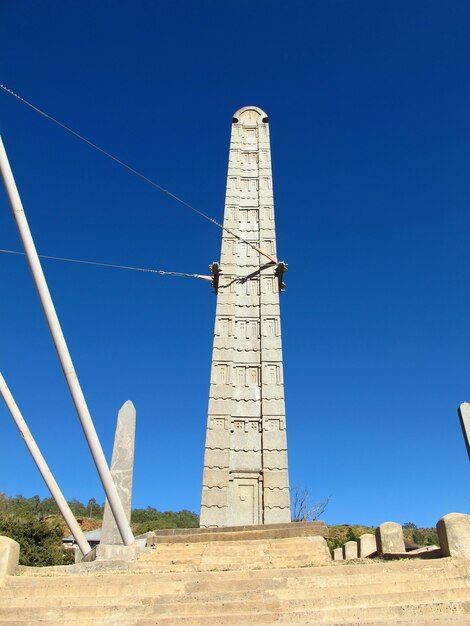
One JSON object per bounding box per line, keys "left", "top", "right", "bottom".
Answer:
{"left": 0, "top": 83, "right": 266, "bottom": 259}
{"left": 0, "top": 248, "right": 213, "bottom": 282}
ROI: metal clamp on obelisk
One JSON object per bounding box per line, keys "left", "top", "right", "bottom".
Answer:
{"left": 200, "top": 107, "right": 291, "bottom": 527}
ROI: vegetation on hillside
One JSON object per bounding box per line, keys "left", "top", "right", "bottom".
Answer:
{"left": 0, "top": 493, "right": 439, "bottom": 567}
{"left": 327, "top": 523, "right": 439, "bottom": 552}
{"left": 0, "top": 493, "right": 198, "bottom": 567}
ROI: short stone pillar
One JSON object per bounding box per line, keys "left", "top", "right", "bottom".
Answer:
{"left": 376, "top": 522, "right": 405, "bottom": 556}
{"left": 0, "top": 536, "right": 20, "bottom": 575}
{"left": 358, "top": 533, "right": 377, "bottom": 558}
{"left": 343, "top": 540, "right": 358, "bottom": 560}
{"left": 437, "top": 513, "right": 470, "bottom": 560}
{"left": 333, "top": 547, "right": 343, "bottom": 561}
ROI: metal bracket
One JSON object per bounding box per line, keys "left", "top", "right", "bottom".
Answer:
{"left": 275, "top": 262, "right": 287, "bottom": 292}
{"left": 210, "top": 262, "right": 222, "bottom": 295}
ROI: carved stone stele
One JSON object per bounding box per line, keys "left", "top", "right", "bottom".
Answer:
{"left": 101, "top": 401, "right": 136, "bottom": 545}
{"left": 200, "top": 107, "right": 291, "bottom": 527}
{"left": 437, "top": 512, "right": 470, "bottom": 560}
{"left": 358, "top": 533, "right": 377, "bottom": 558}
{"left": 376, "top": 522, "right": 405, "bottom": 556}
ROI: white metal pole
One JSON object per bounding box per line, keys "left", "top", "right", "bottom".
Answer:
{"left": 0, "top": 372, "right": 92, "bottom": 555}
{"left": 0, "top": 136, "right": 134, "bottom": 546}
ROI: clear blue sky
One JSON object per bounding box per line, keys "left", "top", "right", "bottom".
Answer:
{"left": 0, "top": 1, "right": 469, "bottom": 527}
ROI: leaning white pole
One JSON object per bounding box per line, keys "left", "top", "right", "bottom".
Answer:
{"left": 0, "top": 372, "right": 92, "bottom": 555}
{"left": 0, "top": 136, "right": 134, "bottom": 546}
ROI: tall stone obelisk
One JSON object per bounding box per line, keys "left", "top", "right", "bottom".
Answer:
{"left": 200, "top": 106, "right": 291, "bottom": 527}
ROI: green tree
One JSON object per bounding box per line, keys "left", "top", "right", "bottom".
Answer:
{"left": 346, "top": 527, "right": 359, "bottom": 542}
{"left": 0, "top": 514, "right": 72, "bottom": 566}
{"left": 87, "top": 498, "right": 103, "bottom": 519}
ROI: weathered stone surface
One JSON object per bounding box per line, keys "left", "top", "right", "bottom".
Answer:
{"left": 149, "top": 523, "right": 328, "bottom": 545}
{"left": 376, "top": 522, "right": 406, "bottom": 555}
{"left": 201, "top": 487, "right": 229, "bottom": 507}
{"left": 263, "top": 488, "right": 290, "bottom": 507}
{"left": 200, "top": 107, "right": 290, "bottom": 527}
{"left": 343, "top": 540, "right": 358, "bottom": 560}
{"left": 263, "top": 469, "right": 289, "bottom": 489}
{"left": 437, "top": 512, "right": 470, "bottom": 559}
{"left": 383, "top": 546, "right": 442, "bottom": 560}
{"left": 82, "top": 541, "right": 146, "bottom": 563}
{"left": 263, "top": 507, "right": 292, "bottom": 524}
{"left": 0, "top": 536, "right": 19, "bottom": 575}
{"left": 4, "top": 546, "right": 470, "bottom": 622}
{"left": 101, "top": 401, "right": 136, "bottom": 546}
{"left": 333, "top": 547, "right": 343, "bottom": 561}
{"left": 203, "top": 449, "right": 230, "bottom": 469}
{"left": 359, "top": 533, "right": 377, "bottom": 558}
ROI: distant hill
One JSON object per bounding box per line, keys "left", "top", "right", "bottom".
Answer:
{"left": 0, "top": 493, "right": 439, "bottom": 566}
{"left": 328, "top": 523, "right": 439, "bottom": 551}
{"left": 0, "top": 493, "right": 198, "bottom": 566}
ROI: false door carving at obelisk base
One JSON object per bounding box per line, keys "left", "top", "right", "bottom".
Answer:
{"left": 200, "top": 106, "right": 291, "bottom": 528}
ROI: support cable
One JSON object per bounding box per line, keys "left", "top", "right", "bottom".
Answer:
{"left": 0, "top": 84, "right": 274, "bottom": 262}
{"left": 0, "top": 248, "right": 213, "bottom": 282}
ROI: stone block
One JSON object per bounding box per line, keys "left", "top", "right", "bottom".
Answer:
{"left": 233, "top": 387, "right": 262, "bottom": 402}
{"left": 207, "top": 398, "right": 232, "bottom": 415}
{"left": 261, "top": 304, "right": 281, "bottom": 317}
{"left": 231, "top": 399, "right": 261, "bottom": 417}
{"left": 263, "top": 488, "right": 290, "bottom": 508}
{"left": 230, "top": 450, "right": 262, "bottom": 471}
{"left": 437, "top": 512, "right": 470, "bottom": 559}
{"left": 262, "top": 398, "right": 285, "bottom": 415}
{"left": 210, "top": 385, "right": 233, "bottom": 399}
{"left": 199, "top": 506, "right": 227, "bottom": 528}
{"left": 382, "top": 546, "right": 442, "bottom": 560}
{"left": 262, "top": 430, "right": 287, "bottom": 451}
{"left": 262, "top": 348, "right": 283, "bottom": 361}
{"left": 263, "top": 469, "right": 289, "bottom": 490}
{"left": 358, "top": 533, "right": 377, "bottom": 558}
{"left": 263, "top": 450, "right": 288, "bottom": 470}
{"left": 204, "top": 428, "right": 231, "bottom": 449}
{"left": 376, "top": 522, "right": 405, "bottom": 555}
{"left": 263, "top": 507, "right": 291, "bottom": 524}
{"left": 333, "top": 547, "right": 343, "bottom": 561}
{"left": 81, "top": 541, "right": 146, "bottom": 563}
{"left": 202, "top": 469, "right": 229, "bottom": 488}
{"left": 0, "top": 536, "right": 19, "bottom": 575}
{"left": 343, "top": 540, "right": 358, "bottom": 560}
{"left": 200, "top": 486, "right": 229, "bottom": 507}
{"left": 232, "top": 351, "right": 261, "bottom": 365}
{"left": 203, "top": 449, "right": 230, "bottom": 469}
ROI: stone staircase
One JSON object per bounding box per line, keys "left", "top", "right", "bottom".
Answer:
{"left": 0, "top": 532, "right": 469, "bottom": 624}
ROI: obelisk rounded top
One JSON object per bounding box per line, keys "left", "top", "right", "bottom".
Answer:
{"left": 232, "top": 106, "right": 268, "bottom": 124}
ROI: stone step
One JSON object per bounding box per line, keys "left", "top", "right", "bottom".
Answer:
{"left": 4, "top": 573, "right": 467, "bottom": 603}
{"left": 151, "top": 521, "right": 326, "bottom": 536}
{"left": 149, "top": 524, "right": 328, "bottom": 544}
{"left": 135, "top": 558, "right": 329, "bottom": 570}
{"left": 0, "top": 612, "right": 469, "bottom": 626}
{"left": 146, "top": 535, "right": 328, "bottom": 549}
{"left": 11, "top": 557, "right": 468, "bottom": 587}
{"left": 0, "top": 591, "right": 468, "bottom": 623}
{"left": 0, "top": 575, "right": 468, "bottom": 608}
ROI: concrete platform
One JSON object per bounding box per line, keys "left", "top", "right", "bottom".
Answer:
{"left": 147, "top": 521, "right": 328, "bottom": 545}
